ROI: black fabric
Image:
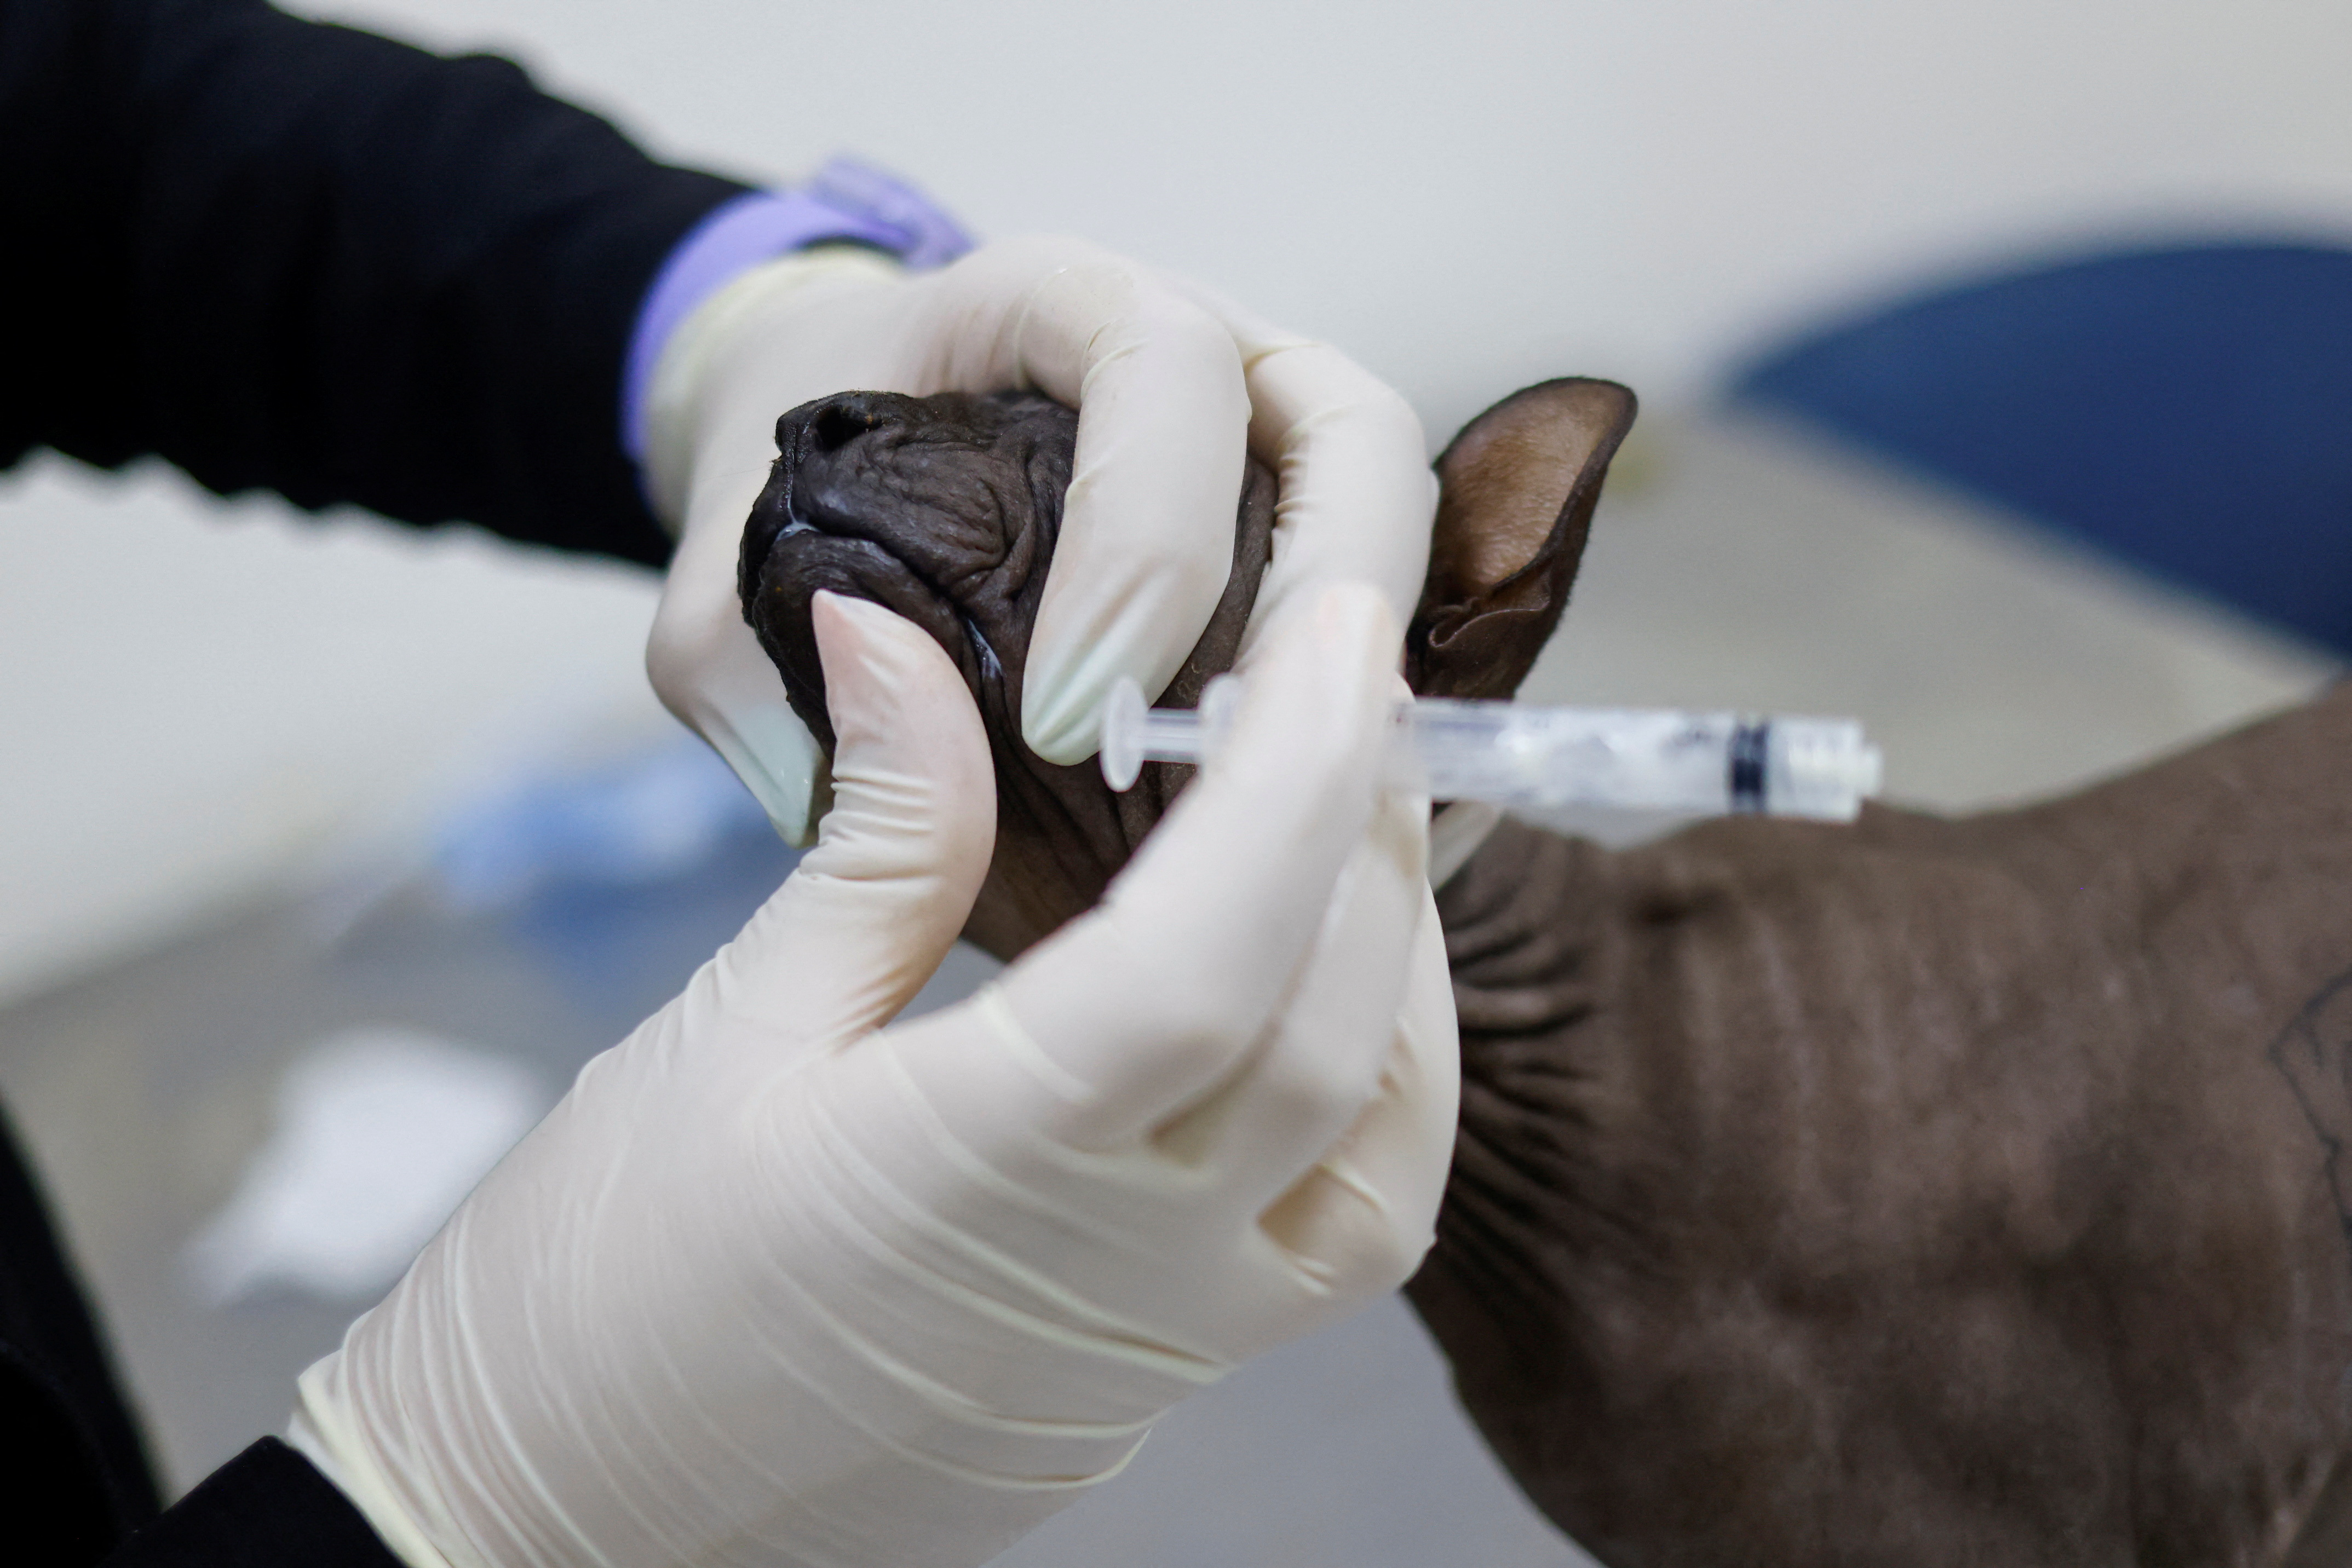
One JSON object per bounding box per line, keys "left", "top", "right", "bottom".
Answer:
{"left": 0, "top": 1087, "right": 400, "bottom": 1568}
{"left": 0, "top": 1105, "right": 160, "bottom": 1563}
{"left": 1, "top": 0, "right": 754, "bottom": 567}
{"left": 104, "top": 1439, "right": 403, "bottom": 1568}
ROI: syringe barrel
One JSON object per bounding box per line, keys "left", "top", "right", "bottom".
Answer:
{"left": 1097, "top": 678, "right": 1882, "bottom": 820}
{"left": 1397, "top": 701, "right": 1880, "bottom": 820}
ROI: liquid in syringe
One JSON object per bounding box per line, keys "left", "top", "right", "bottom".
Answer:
{"left": 1098, "top": 676, "right": 1883, "bottom": 821}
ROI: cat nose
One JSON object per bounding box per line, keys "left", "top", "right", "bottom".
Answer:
{"left": 806, "top": 391, "right": 913, "bottom": 454}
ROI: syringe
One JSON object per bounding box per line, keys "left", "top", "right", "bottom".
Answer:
{"left": 1099, "top": 676, "right": 1884, "bottom": 821}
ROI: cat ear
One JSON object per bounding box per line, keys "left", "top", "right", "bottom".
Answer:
{"left": 1407, "top": 378, "right": 1637, "bottom": 699}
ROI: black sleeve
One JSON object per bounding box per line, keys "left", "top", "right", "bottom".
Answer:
{"left": 0, "top": 1103, "right": 160, "bottom": 1563}
{"left": 102, "top": 1439, "right": 404, "bottom": 1568}
{"left": 0, "top": 0, "right": 753, "bottom": 567}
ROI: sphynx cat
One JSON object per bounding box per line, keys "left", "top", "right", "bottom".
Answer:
{"left": 738, "top": 383, "right": 2352, "bottom": 1567}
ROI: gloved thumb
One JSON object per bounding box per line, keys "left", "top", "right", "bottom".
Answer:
{"left": 703, "top": 592, "right": 998, "bottom": 1045}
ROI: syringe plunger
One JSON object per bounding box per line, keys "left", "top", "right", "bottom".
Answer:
{"left": 1098, "top": 677, "right": 1883, "bottom": 822}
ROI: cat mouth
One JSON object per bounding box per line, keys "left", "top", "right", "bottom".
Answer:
{"left": 741, "top": 449, "right": 877, "bottom": 584}
{"left": 741, "top": 445, "right": 1015, "bottom": 714}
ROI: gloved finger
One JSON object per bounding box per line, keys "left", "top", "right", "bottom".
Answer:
{"left": 701, "top": 592, "right": 997, "bottom": 1046}
{"left": 1158, "top": 277, "right": 1436, "bottom": 665}
{"left": 982, "top": 582, "right": 1403, "bottom": 1139}
{"left": 643, "top": 251, "right": 916, "bottom": 848}
{"left": 651, "top": 618, "right": 830, "bottom": 848}
{"left": 932, "top": 239, "right": 1251, "bottom": 765}
{"left": 646, "top": 482, "right": 830, "bottom": 845}
{"left": 1143, "top": 760, "right": 1429, "bottom": 1213}
{"left": 1251, "top": 898, "right": 1458, "bottom": 1306}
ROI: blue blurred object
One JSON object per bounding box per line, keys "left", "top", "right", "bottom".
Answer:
{"left": 431, "top": 738, "right": 797, "bottom": 1006}
{"left": 1733, "top": 241, "right": 2352, "bottom": 654}
{"left": 434, "top": 737, "right": 779, "bottom": 911}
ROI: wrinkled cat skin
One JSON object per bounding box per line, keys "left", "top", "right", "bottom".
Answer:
{"left": 740, "top": 389, "right": 1270, "bottom": 957}
{"left": 739, "top": 383, "right": 2352, "bottom": 1565}
{"left": 1424, "top": 740, "right": 2352, "bottom": 1567}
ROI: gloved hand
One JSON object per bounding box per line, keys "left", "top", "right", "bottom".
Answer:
{"left": 289, "top": 583, "right": 1458, "bottom": 1568}
{"left": 641, "top": 235, "right": 1436, "bottom": 842}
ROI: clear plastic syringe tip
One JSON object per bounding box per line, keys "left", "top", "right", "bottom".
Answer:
{"left": 1099, "top": 677, "right": 1149, "bottom": 791}
{"left": 1098, "top": 676, "right": 1224, "bottom": 791}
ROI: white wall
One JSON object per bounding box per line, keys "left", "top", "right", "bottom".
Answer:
{"left": 7, "top": 0, "right": 2351, "bottom": 1002}
{"left": 289, "top": 0, "right": 2352, "bottom": 426}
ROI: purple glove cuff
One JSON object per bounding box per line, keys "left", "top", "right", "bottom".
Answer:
{"left": 622, "top": 159, "right": 975, "bottom": 466}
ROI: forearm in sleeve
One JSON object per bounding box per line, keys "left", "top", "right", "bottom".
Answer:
{"left": 101, "top": 1439, "right": 405, "bottom": 1568}
{"left": 1, "top": 0, "right": 749, "bottom": 564}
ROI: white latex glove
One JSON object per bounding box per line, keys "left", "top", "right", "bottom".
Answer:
{"left": 290, "top": 582, "right": 1458, "bottom": 1568}
{"left": 641, "top": 235, "right": 1437, "bottom": 843}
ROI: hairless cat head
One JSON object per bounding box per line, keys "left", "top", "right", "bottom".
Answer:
{"left": 738, "top": 379, "right": 1637, "bottom": 959}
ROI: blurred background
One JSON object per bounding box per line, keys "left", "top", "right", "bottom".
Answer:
{"left": 5, "top": 2, "right": 2350, "bottom": 1563}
